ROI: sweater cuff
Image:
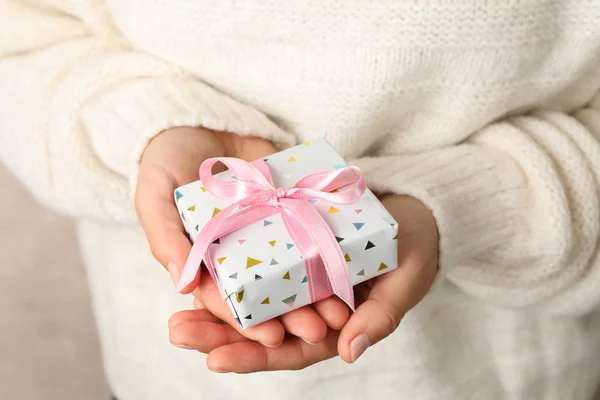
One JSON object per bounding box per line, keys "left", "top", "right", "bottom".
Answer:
{"left": 351, "top": 144, "right": 526, "bottom": 275}
{"left": 79, "top": 76, "right": 296, "bottom": 197}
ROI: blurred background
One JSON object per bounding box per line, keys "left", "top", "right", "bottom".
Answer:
{"left": 0, "top": 164, "right": 109, "bottom": 399}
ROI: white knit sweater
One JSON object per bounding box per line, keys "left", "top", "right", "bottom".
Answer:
{"left": 2, "top": 1, "right": 600, "bottom": 399}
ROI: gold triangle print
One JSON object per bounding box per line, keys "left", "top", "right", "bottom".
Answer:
{"left": 246, "top": 257, "right": 262, "bottom": 269}
{"left": 268, "top": 240, "right": 276, "bottom": 247}
{"left": 288, "top": 156, "right": 297, "bottom": 162}
{"left": 217, "top": 257, "right": 227, "bottom": 265}
{"left": 187, "top": 205, "right": 196, "bottom": 212}
{"left": 393, "top": 234, "right": 398, "bottom": 240}
{"left": 378, "top": 262, "right": 388, "bottom": 271}
{"left": 200, "top": 186, "right": 207, "bottom": 192}
{"left": 282, "top": 271, "right": 291, "bottom": 280}
{"left": 303, "top": 141, "right": 310, "bottom": 146}
{"left": 236, "top": 290, "right": 244, "bottom": 303}
{"left": 261, "top": 297, "right": 270, "bottom": 305}
{"left": 344, "top": 253, "right": 352, "bottom": 262}
{"left": 328, "top": 206, "right": 340, "bottom": 214}
{"left": 211, "top": 208, "right": 221, "bottom": 218}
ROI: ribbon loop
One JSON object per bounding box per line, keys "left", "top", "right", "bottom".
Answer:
{"left": 177, "top": 157, "right": 366, "bottom": 311}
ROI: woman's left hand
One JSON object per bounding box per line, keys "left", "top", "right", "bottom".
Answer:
{"left": 168, "top": 194, "right": 439, "bottom": 372}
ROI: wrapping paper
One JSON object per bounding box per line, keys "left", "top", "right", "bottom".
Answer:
{"left": 175, "top": 139, "right": 398, "bottom": 328}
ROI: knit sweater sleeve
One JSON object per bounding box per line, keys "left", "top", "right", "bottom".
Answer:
{"left": 0, "top": 1, "right": 295, "bottom": 223}
{"left": 353, "top": 92, "right": 600, "bottom": 316}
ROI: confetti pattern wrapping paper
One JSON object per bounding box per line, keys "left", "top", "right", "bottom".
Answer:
{"left": 175, "top": 139, "right": 398, "bottom": 328}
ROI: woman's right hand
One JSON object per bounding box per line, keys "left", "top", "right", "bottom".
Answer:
{"left": 135, "top": 127, "right": 350, "bottom": 348}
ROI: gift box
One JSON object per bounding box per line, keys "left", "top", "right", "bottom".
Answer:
{"left": 174, "top": 139, "right": 398, "bottom": 328}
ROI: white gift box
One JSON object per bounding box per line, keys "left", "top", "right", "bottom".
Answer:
{"left": 175, "top": 139, "right": 398, "bottom": 328}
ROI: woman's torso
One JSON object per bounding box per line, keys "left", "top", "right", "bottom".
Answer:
{"left": 107, "top": 0, "right": 600, "bottom": 157}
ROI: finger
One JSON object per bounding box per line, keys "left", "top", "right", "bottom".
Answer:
{"left": 216, "top": 132, "right": 277, "bottom": 161}
{"left": 193, "top": 298, "right": 205, "bottom": 310}
{"left": 192, "top": 271, "right": 286, "bottom": 347}
{"left": 206, "top": 329, "right": 340, "bottom": 373}
{"left": 278, "top": 306, "right": 328, "bottom": 344}
{"left": 168, "top": 309, "right": 221, "bottom": 330}
{"left": 337, "top": 246, "right": 437, "bottom": 363}
{"left": 170, "top": 318, "right": 248, "bottom": 353}
{"left": 311, "top": 296, "right": 350, "bottom": 330}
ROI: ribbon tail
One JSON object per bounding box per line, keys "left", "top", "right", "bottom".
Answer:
{"left": 176, "top": 202, "right": 239, "bottom": 291}
{"left": 177, "top": 201, "right": 280, "bottom": 292}
{"left": 280, "top": 199, "right": 355, "bottom": 310}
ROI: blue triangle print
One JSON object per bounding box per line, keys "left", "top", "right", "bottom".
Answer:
{"left": 263, "top": 220, "right": 273, "bottom": 227}
{"left": 308, "top": 199, "right": 317, "bottom": 204}
{"left": 332, "top": 164, "right": 346, "bottom": 169}
{"left": 255, "top": 274, "right": 262, "bottom": 281}
{"left": 301, "top": 276, "right": 308, "bottom": 283}
{"left": 175, "top": 191, "right": 184, "bottom": 200}
{"left": 353, "top": 222, "right": 365, "bottom": 231}
{"left": 286, "top": 243, "right": 295, "bottom": 250}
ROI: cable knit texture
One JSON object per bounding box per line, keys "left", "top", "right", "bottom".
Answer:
{"left": 1, "top": 1, "right": 600, "bottom": 399}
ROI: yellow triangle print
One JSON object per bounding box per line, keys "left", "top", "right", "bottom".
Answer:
{"left": 303, "top": 141, "right": 310, "bottom": 146}
{"left": 211, "top": 208, "right": 221, "bottom": 218}
{"left": 393, "top": 234, "right": 398, "bottom": 240}
{"left": 200, "top": 186, "right": 207, "bottom": 192}
{"left": 282, "top": 271, "right": 291, "bottom": 280}
{"left": 328, "top": 206, "right": 340, "bottom": 214}
{"left": 378, "top": 262, "right": 389, "bottom": 271}
{"left": 330, "top": 189, "right": 340, "bottom": 194}
{"left": 344, "top": 253, "right": 352, "bottom": 262}
{"left": 288, "top": 156, "right": 297, "bottom": 162}
{"left": 187, "top": 205, "right": 196, "bottom": 212}
{"left": 261, "top": 297, "right": 270, "bottom": 304}
{"left": 268, "top": 240, "right": 276, "bottom": 247}
{"left": 246, "top": 257, "right": 263, "bottom": 269}
{"left": 217, "top": 257, "right": 227, "bottom": 265}
{"left": 236, "top": 290, "right": 244, "bottom": 303}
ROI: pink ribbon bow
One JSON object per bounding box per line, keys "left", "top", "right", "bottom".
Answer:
{"left": 176, "top": 157, "right": 367, "bottom": 310}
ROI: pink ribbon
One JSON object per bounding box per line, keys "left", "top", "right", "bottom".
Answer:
{"left": 176, "top": 157, "right": 367, "bottom": 310}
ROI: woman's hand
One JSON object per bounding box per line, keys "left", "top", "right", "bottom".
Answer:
{"left": 136, "top": 127, "right": 285, "bottom": 346}
{"left": 168, "top": 194, "right": 439, "bottom": 372}
{"left": 135, "top": 127, "right": 351, "bottom": 348}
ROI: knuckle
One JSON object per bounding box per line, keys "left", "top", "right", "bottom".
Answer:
{"left": 374, "top": 299, "right": 404, "bottom": 334}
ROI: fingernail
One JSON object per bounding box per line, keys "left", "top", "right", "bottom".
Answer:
{"left": 301, "top": 337, "right": 317, "bottom": 345}
{"left": 260, "top": 340, "right": 283, "bottom": 348}
{"left": 174, "top": 343, "right": 194, "bottom": 350}
{"left": 350, "top": 333, "right": 371, "bottom": 362}
{"left": 168, "top": 261, "right": 180, "bottom": 286}
{"left": 208, "top": 365, "right": 228, "bottom": 373}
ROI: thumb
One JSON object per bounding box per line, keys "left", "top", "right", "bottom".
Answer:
{"left": 136, "top": 127, "right": 224, "bottom": 293}
{"left": 336, "top": 286, "right": 405, "bottom": 364}
{"left": 337, "top": 237, "right": 437, "bottom": 363}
